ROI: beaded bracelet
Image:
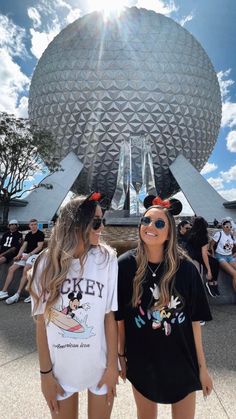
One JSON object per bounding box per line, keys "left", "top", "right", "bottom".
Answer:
{"left": 40, "top": 367, "right": 53, "bottom": 374}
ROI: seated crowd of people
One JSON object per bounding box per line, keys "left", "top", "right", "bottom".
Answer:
{"left": 177, "top": 216, "right": 236, "bottom": 297}
{"left": 0, "top": 215, "right": 236, "bottom": 305}
{"left": 0, "top": 219, "right": 45, "bottom": 304}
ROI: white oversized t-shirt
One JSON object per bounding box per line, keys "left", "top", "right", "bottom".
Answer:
{"left": 213, "top": 230, "right": 236, "bottom": 255}
{"left": 31, "top": 246, "right": 118, "bottom": 393}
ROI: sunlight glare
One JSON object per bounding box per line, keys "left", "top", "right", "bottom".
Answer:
{"left": 87, "top": 0, "right": 127, "bottom": 19}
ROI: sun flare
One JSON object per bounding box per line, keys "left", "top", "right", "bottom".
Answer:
{"left": 87, "top": 0, "right": 127, "bottom": 19}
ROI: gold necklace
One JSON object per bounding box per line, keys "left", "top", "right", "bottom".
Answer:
{"left": 147, "top": 263, "right": 161, "bottom": 277}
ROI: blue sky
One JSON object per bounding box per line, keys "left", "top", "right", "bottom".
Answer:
{"left": 0, "top": 0, "right": 236, "bottom": 214}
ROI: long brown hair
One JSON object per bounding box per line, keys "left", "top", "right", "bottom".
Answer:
{"left": 132, "top": 205, "right": 187, "bottom": 309}
{"left": 28, "top": 195, "right": 109, "bottom": 317}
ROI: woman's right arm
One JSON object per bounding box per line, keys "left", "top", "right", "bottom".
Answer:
{"left": 117, "top": 320, "right": 126, "bottom": 381}
{"left": 192, "top": 321, "right": 213, "bottom": 398}
{"left": 201, "top": 245, "right": 212, "bottom": 280}
{"left": 209, "top": 239, "right": 217, "bottom": 257}
{"left": 36, "top": 315, "right": 64, "bottom": 414}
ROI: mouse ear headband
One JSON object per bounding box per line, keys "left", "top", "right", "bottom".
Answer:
{"left": 143, "top": 195, "right": 182, "bottom": 216}
{"left": 72, "top": 192, "right": 102, "bottom": 225}
{"left": 82, "top": 192, "right": 102, "bottom": 204}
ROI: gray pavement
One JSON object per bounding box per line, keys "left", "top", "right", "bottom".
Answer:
{"left": 0, "top": 301, "right": 235, "bottom": 419}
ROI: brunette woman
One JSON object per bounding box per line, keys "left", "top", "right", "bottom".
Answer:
{"left": 28, "top": 193, "right": 118, "bottom": 419}
{"left": 186, "top": 216, "right": 220, "bottom": 297}
{"left": 116, "top": 196, "right": 213, "bottom": 419}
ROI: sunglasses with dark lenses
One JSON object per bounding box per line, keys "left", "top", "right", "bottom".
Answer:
{"left": 140, "top": 216, "right": 166, "bottom": 229}
{"left": 92, "top": 218, "right": 106, "bottom": 230}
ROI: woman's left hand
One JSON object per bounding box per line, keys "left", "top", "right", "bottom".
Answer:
{"left": 206, "top": 270, "right": 212, "bottom": 281}
{"left": 199, "top": 366, "right": 213, "bottom": 398}
{"left": 97, "top": 366, "right": 119, "bottom": 405}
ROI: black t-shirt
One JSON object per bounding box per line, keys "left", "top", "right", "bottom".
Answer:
{"left": 25, "top": 230, "right": 45, "bottom": 254}
{"left": 0, "top": 231, "right": 23, "bottom": 254}
{"left": 115, "top": 249, "right": 212, "bottom": 404}
{"left": 177, "top": 233, "right": 188, "bottom": 249}
{"left": 186, "top": 234, "right": 208, "bottom": 264}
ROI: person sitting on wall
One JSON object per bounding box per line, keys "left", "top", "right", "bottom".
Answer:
{"left": 0, "top": 219, "right": 45, "bottom": 304}
{"left": 209, "top": 218, "right": 236, "bottom": 292}
{"left": 177, "top": 220, "right": 192, "bottom": 249}
{"left": 186, "top": 216, "right": 220, "bottom": 297}
{"left": 0, "top": 220, "right": 23, "bottom": 265}
{"left": 213, "top": 218, "right": 219, "bottom": 228}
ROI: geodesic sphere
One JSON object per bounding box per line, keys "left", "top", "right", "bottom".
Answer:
{"left": 29, "top": 7, "right": 221, "bottom": 199}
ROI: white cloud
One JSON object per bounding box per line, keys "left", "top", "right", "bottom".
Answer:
{"left": 220, "top": 165, "right": 236, "bottom": 183}
{"left": 0, "top": 14, "right": 27, "bottom": 57}
{"left": 0, "top": 15, "right": 29, "bottom": 115}
{"left": 135, "top": 0, "right": 178, "bottom": 15}
{"left": 16, "top": 96, "right": 29, "bottom": 118}
{"left": 179, "top": 13, "right": 194, "bottom": 27}
{"left": 53, "top": 0, "right": 71, "bottom": 10}
{"left": 226, "top": 130, "right": 236, "bottom": 152}
{"left": 207, "top": 177, "right": 224, "bottom": 190}
{"left": 222, "top": 102, "right": 236, "bottom": 128}
{"left": 217, "top": 69, "right": 234, "bottom": 100}
{"left": 28, "top": 1, "right": 82, "bottom": 58}
{"left": 65, "top": 8, "right": 81, "bottom": 24}
{"left": 218, "top": 70, "right": 236, "bottom": 132}
{"left": 215, "top": 71, "right": 236, "bottom": 199}
{"left": 218, "top": 188, "right": 236, "bottom": 201}
{"left": 30, "top": 25, "right": 61, "bottom": 59}
{"left": 27, "top": 7, "right": 42, "bottom": 28}
{"left": 201, "top": 162, "right": 218, "bottom": 175}
{"left": 0, "top": 49, "right": 29, "bottom": 114}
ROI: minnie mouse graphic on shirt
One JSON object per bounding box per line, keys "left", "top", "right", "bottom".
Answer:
{"left": 134, "top": 283, "right": 186, "bottom": 336}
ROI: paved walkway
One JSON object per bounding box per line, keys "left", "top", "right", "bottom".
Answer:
{"left": 0, "top": 302, "right": 235, "bottom": 419}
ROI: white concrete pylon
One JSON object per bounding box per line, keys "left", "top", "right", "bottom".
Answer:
{"left": 8, "top": 152, "right": 83, "bottom": 223}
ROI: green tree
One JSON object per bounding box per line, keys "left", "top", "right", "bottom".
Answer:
{"left": 0, "top": 112, "right": 61, "bottom": 225}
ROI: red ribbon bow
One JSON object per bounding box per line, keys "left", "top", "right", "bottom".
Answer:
{"left": 152, "top": 196, "right": 171, "bottom": 208}
{"left": 89, "top": 192, "right": 101, "bottom": 202}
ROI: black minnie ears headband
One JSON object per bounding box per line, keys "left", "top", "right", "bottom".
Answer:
{"left": 143, "top": 195, "right": 182, "bottom": 216}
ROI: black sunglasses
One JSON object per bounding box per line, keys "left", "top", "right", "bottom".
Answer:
{"left": 140, "top": 216, "right": 166, "bottom": 229}
{"left": 92, "top": 218, "right": 106, "bottom": 230}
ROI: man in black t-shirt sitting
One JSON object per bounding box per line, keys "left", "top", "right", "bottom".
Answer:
{"left": 0, "top": 219, "right": 45, "bottom": 304}
{"left": 0, "top": 220, "right": 23, "bottom": 265}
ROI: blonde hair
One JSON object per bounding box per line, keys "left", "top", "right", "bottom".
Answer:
{"left": 132, "top": 205, "right": 188, "bottom": 310}
{"left": 28, "top": 195, "right": 109, "bottom": 318}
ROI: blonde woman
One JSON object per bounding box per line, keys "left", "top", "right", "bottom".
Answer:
{"left": 28, "top": 193, "right": 118, "bottom": 419}
{"left": 116, "top": 196, "right": 213, "bottom": 419}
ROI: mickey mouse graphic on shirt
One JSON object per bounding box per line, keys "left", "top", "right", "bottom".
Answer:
{"left": 61, "top": 292, "right": 90, "bottom": 319}
{"left": 49, "top": 292, "right": 94, "bottom": 339}
{"left": 223, "top": 240, "right": 234, "bottom": 252}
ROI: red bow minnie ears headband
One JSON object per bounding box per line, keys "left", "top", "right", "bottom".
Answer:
{"left": 143, "top": 195, "right": 182, "bottom": 216}
{"left": 78, "top": 192, "right": 102, "bottom": 211}
{"left": 87, "top": 192, "right": 102, "bottom": 202}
